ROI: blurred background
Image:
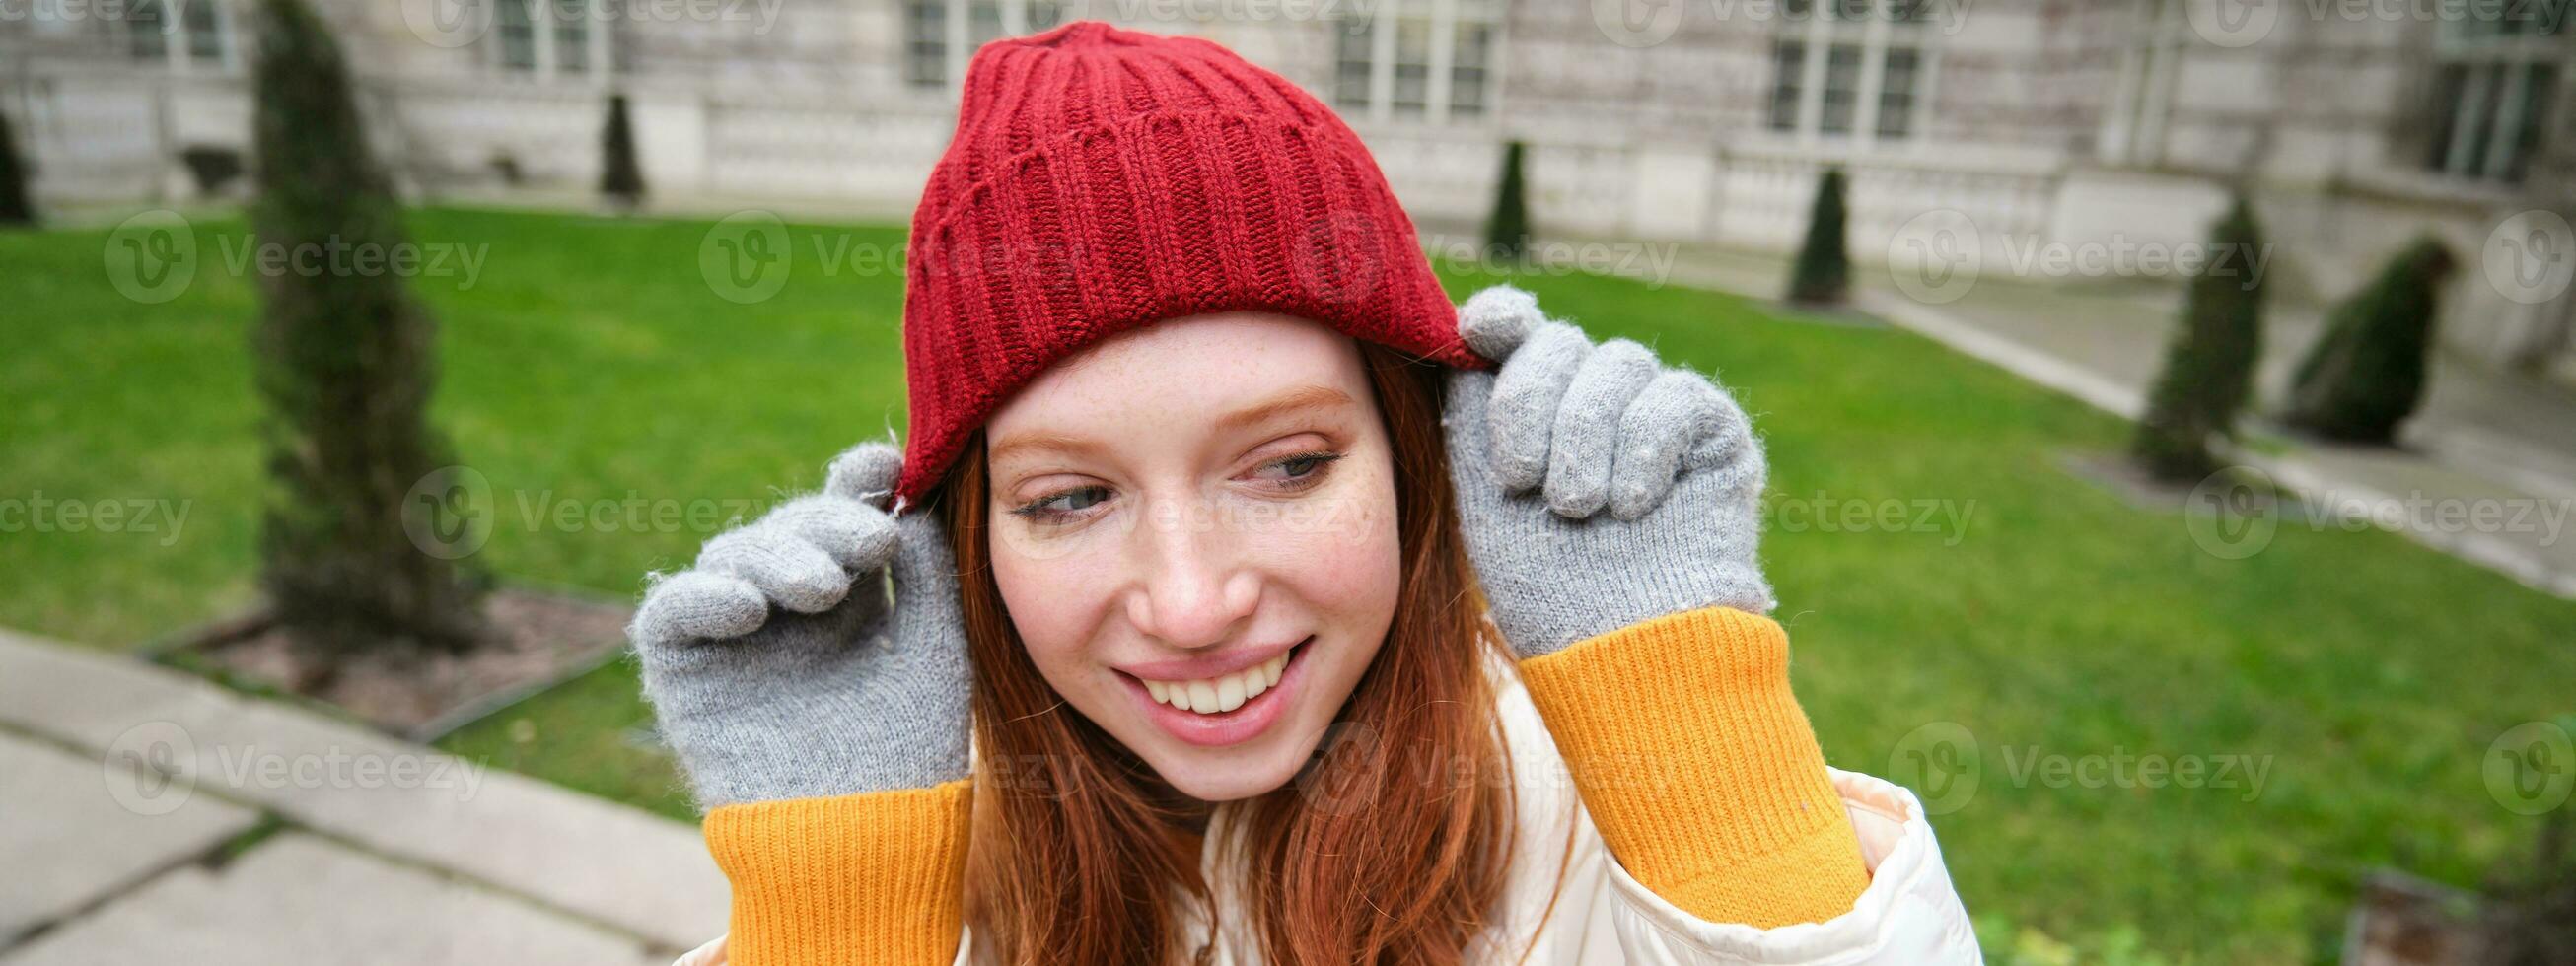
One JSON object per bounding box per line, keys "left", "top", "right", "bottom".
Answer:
{"left": 1, "top": 1, "right": 2572, "bottom": 963}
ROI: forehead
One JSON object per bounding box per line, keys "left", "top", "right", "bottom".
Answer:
{"left": 987, "top": 312, "right": 1370, "bottom": 434}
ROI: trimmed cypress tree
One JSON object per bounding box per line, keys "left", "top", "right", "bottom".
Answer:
{"left": 0, "top": 107, "right": 33, "bottom": 226}
{"left": 600, "top": 93, "right": 646, "bottom": 211}
{"left": 2133, "top": 195, "right": 2267, "bottom": 481}
{"left": 1786, "top": 167, "right": 1849, "bottom": 306}
{"left": 249, "top": 0, "right": 484, "bottom": 670}
{"left": 1484, "top": 140, "right": 1531, "bottom": 261}
{"left": 2282, "top": 235, "right": 2457, "bottom": 444}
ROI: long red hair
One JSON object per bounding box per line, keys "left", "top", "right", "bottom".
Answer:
{"left": 930, "top": 339, "right": 1521, "bottom": 965}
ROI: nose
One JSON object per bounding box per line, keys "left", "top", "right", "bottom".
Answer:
{"left": 1122, "top": 491, "right": 1260, "bottom": 650}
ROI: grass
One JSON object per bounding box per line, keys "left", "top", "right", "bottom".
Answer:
{"left": 6, "top": 207, "right": 2572, "bottom": 961}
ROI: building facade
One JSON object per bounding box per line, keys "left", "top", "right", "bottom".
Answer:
{"left": 5, "top": 0, "right": 2571, "bottom": 373}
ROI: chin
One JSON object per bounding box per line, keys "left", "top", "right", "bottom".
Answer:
{"left": 1142, "top": 728, "right": 1327, "bottom": 802}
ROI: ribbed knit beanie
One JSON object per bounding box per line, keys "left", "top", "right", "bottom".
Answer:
{"left": 894, "top": 20, "right": 1486, "bottom": 506}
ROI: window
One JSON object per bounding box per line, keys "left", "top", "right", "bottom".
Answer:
{"left": 903, "top": 0, "right": 1063, "bottom": 91}
{"left": 2425, "top": 4, "right": 2567, "bottom": 184}
{"left": 1764, "top": 0, "right": 1936, "bottom": 145}
{"left": 1332, "top": 0, "right": 1502, "bottom": 124}
{"left": 489, "top": 0, "right": 614, "bottom": 81}
{"left": 2101, "top": 0, "right": 2189, "bottom": 165}
{"left": 127, "top": 0, "right": 231, "bottom": 71}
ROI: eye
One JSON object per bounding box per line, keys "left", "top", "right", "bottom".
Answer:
{"left": 1246, "top": 450, "right": 1343, "bottom": 491}
{"left": 1011, "top": 484, "right": 1111, "bottom": 523}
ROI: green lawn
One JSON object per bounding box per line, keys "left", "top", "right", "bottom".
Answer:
{"left": 6, "top": 207, "right": 2571, "bottom": 963}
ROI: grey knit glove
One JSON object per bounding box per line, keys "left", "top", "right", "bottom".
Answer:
{"left": 629, "top": 442, "right": 971, "bottom": 809}
{"left": 1444, "top": 285, "right": 1775, "bottom": 659}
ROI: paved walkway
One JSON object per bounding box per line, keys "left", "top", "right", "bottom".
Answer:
{"left": 1644, "top": 245, "right": 2576, "bottom": 598}
{"left": 0, "top": 630, "right": 727, "bottom": 966}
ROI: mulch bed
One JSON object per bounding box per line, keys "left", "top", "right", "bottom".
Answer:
{"left": 170, "top": 587, "right": 634, "bottom": 742}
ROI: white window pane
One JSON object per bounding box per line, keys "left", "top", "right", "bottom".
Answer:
{"left": 554, "top": 0, "right": 591, "bottom": 74}
{"left": 1821, "top": 43, "right": 1861, "bottom": 134}
{"left": 1878, "top": 46, "right": 1919, "bottom": 138}
{"left": 497, "top": 0, "right": 537, "bottom": 72}
{"left": 1333, "top": 19, "right": 1373, "bottom": 109}
{"left": 128, "top": 0, "right": 168, "bottom": 61}
{"left": 1393, "top": 18, "right": 1429, "bottom": 117}
{"left": 1451, "top": 23, "right": 1491, "bottom": 118}
{"left": 906, "top": 1, "right": 946, "bottom": 88}
{"left": 1768, "top": 38, "right": 1804, "bottom": 132}
{"left": 969, "top": 0, "right": 1005, "bottom": 48}
{"left": 184, "top": 0, "right": 223, "bottom": 63}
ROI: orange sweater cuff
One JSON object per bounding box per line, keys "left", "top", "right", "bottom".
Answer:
{"left": 704, "top": 779, "right": 973, "bottom": 966}
{"left": 1517, "top": 607, "right": 1869, "bottom": 929}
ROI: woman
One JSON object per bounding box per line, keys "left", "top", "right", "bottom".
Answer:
{"left": 632, "top": 21, "right": 1976, "bottom": 966}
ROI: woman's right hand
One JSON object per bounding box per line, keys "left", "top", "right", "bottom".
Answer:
{"left": 628, "top": 442, "right": 972, "bottom": 808}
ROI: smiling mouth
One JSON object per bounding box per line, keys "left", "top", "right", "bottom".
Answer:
{"left": 1131, "top": 637, "right": 1308, "bottom": 716}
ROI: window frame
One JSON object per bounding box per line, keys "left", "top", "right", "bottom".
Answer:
{"left": 486, "top": 0, "right": 617, "bottom": 84}
{"left": 902, "top": 0, "right": 1065, "bottom": 92}
{"left": 2099, "top": 0, "right": 2189, "bottom": 166}
{"left": 1332, "top": 0, "right": 1505, "bottom": 126}
{"left": 126, "top": 0, "right": 239, "bottom": 74}
{"left": 2423, "top": 6, "right": 2567, "bottom": 184}
{"left": 1764, "top": 0, "right": 1938, "bottom": 149}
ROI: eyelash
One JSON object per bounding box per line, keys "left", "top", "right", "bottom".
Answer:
{"left": 1008, "top": 449, "right": 1346, "bottom": 524}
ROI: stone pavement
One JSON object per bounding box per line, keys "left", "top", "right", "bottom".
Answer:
{"left": 1641, "top": 245, "right": 2576, "bottom": 599}
{"left": 0, "top": 630, "right": 729, "bottom": 966}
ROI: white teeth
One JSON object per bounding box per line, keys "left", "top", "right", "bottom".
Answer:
{"left": 1145, "top": 646, "right": 1299, "bottom": 715}
{"left": 1186, "top": 680, "right": 1219, "bottom": 714}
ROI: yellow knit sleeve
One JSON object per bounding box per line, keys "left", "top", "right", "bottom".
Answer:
{"left": 1516, "top": 607, "right": 1868, "bottom": 929}
{"left": 702, "top": 778, "right": 973, "bottom": 965}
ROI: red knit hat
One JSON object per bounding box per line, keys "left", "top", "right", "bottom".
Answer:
{"left": 894, "top": 20, "right": 1486, "bottom": 506}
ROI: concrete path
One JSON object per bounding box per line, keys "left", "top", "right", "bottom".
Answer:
{"left": 1638, "top": 245, "right": 2576, "bottom": 598}
{"left": 0, "top": 630, "right": 728, "bottom": 965}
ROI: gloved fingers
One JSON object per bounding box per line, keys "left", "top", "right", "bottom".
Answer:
{"left": 697, "top": 523, "right": 851, "bottom": 614}
{"left": 631, "top": 570, "right": 768, "bottom": 648}
{"left": 1544, "top": 338, "right": 1658, "bottom": 518}
{"left": 1609, "top": 369, "right": 1724, "bottom": 520}
{"left": 1678, "top": 380, "right": 1766, "bottom": 500}
{"left": 1488, "top": 321, "right": 1593, "bottom": 493}
{"left": 886, "top": 511, "right": 965, "bottom": 622}
{"left": 767, "top": 493, "right": 896, "bottom": 572}
{"left": 824, "top": 443, "right": 905, "bottom": 509}
{"left": 1457, "top": 284, "right": 1544, "bottom": 362}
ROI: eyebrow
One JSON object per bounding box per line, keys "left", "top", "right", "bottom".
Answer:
{"left": 985, "top": 384, "right": 1356, "bottom": 467}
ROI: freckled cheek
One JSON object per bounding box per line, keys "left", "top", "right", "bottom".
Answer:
{"left": 988, "top": 539, "right": 1116, "bottom": 679}
{"left": 1249, "top": 481, "right": 1402, "bottom": 617}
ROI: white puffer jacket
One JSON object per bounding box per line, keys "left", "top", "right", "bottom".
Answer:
{"left": 677, "top": 660, "right": 1981, "bottom": 965}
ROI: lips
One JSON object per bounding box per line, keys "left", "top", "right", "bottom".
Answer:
{"left": 1117, "top": 636, "right": 1312, "bottom": 747}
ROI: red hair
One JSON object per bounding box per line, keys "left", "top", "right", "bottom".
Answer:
{"left": 932, "top": 340, "right": 1522, "bottom": 965}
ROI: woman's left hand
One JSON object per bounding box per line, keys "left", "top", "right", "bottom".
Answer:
{"left": 1443, "top": 285, "right": 1774, "bottom": 659}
